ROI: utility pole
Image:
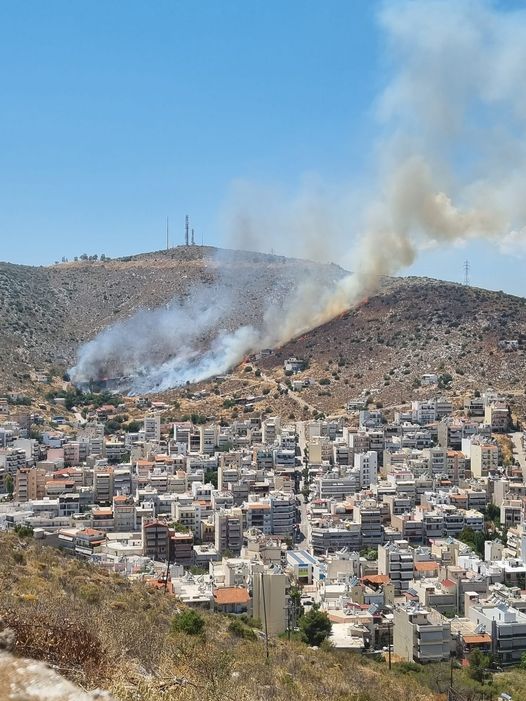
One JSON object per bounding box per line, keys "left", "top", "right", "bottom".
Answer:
{"left": 387, "top": 620, "right": 392, "bottom": 670}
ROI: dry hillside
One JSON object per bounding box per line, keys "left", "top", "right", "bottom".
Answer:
{"left": 0, "top": 531, "right": 441, "bottom": 701}
{"left": 0, "top": 246, "right": 343, "bottom": 388}
{"left": 158, "top": 276, "right": 526, "bottom": 423}
{"left": 1, "top": 248, "right": 525, "bottom": 420}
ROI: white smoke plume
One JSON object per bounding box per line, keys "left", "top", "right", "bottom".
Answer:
{"left": 71, "top": 0, "right": 526, "bottom": 393}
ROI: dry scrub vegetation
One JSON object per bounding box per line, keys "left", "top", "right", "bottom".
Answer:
{"left": 0, "top": 532, "right": 438, "bottom": 701}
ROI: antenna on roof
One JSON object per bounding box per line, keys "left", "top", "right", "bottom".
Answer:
{"left": 185, "top": 215, "right": 189, "bottom": 246}
{"left": 463, "top": 259, "right": 470, "bottom": 286}
{"left": 191, "top": 228, "right": 195, "bottom": 245}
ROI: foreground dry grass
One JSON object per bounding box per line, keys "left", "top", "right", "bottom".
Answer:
{"left": 0, "top": 533, "right": 439, "bottom": 701}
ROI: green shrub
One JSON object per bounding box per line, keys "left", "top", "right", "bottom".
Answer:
{"left": 171, "top": 609, "right": 205, "bottom": 636}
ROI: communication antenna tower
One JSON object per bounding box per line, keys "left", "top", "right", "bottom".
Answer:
{"left": 191, "top": 228, "right": 195, "bottom": 245}
{"left": 185, "top": 215, "right": 189, "bottom": 246}
{"left": 166, "top": 216, "right": 169, "bottom": 251}
{"left": 463, "top": 259, "right": 470, "bottom": 286}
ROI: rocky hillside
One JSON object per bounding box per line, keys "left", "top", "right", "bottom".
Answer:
{"left": 0, "top": 246, "right": 343, "bottom": 388}
{"left": 258, "top": 276, "right": 526, "bottom": 412}
{"left": 162, "top": 276, "right": 526, "bottom": 423}
{"left": 1, "top": 248, "right": 525, "bottom": 418}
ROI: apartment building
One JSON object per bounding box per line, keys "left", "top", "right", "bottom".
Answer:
{"left": 378, "top": 541, "right": 414, "bottom": 594}
{"left": 468, "top": 601, "right": 526, "bottom": 666}
{"left": 142, "top": 519, "right": 170, "bottom": 561}
{"left": 393, "top": 604, "right": 451, "bottom": 663}
{"left": 112, "top": 495, "right": 136, "bottom": 532}
{"left": 311, "top": 523, "right": 361, "bottom": 555}
{"left": 143, "top": 413, "right": 161, "bottom": 443}
{"left": 215, "top": 508, "right": 243, "bottom": 555}
{"left": 14, "top": 467, "right": 47, "bottom": 502}
{"left": 354, "top": 451, "right": 378, "bottom": 489}
{"left": 484, "top": 403, "right": 510, "bottom": 433}
{"left": 469, "top": 442, "right": 500, "bottom": 478}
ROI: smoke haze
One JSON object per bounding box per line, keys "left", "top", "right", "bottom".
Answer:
{"left": 71, "top": 0, "right": 526, "bottom": 393}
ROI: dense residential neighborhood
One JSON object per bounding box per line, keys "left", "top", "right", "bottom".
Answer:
{"left": 2, "top": 379, "right": 526, "bottom": 671}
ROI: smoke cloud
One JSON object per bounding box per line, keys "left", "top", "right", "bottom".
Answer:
{"left": 71, "top": 0, "right": 526, "bottom": 393}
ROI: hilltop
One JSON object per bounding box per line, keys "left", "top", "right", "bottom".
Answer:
{"left": 1, "top": 247, "right": 526, "bottom": 419}
{"left": 0, "top": 246, "right": 343, "bottom": 388}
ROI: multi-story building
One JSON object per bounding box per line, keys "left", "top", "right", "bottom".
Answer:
{"left": 484, "top": 403, "right": 509, "bottom": 433}
{"left": 143, "top": 413, "right": 161, "bottom": 443}
{"left": 200, "top": 426, "right": 218, "bottom": 455}
{"left": 378, "top": 540, "right": 414, "bottom": 594}
{"left": 311, "top": 522, "right": 361, "bottom": 555}
{"left": 394, "top": 604, "right": 451, "bottom": 663}
{"left": 354, "top": 451, "right": 378, "bottom": 489}
{"left": 468, "top": 442, "right": 500, "bottom": 478}
{"left": 468, "top": 601, "right": 526, "bottom": 666}
{"left": 500, "top": 500, "right": 524, "bottom": 529}
{"left": 93, "top": 468, "right": 113, "bottom": 503}
{"left": 14, "top": 467, "right": 47, "bottom": 502}
{"left": 270, "top": 492, "right": 296, "bottom": 536}
{"left": 112, "top": 495, "right": 136, "bottom": 532}
{"left": 244, "top": 500, "right": 272, "bottom": 534}
{"left": 171, "top": 532, "right": 194, "bottom": 566}
{"left": 215, "top": 508, "right": 243, "bottom": 555}
{"left": 354, "top": 501, "right": 384, "bottom": 547}
{"left": 142, "top": 519, "right": 170, "bottom": 561}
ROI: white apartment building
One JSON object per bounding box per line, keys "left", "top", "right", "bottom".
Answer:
{"left": 354, "top": 451, "right": 378, "bottom": 489}
{"left": 143, "top": 413, "right": 161, "bottom": 443}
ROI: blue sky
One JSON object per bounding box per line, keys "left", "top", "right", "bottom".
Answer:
{"left": 0, "top": 1, "right": 524, "bottom": 297}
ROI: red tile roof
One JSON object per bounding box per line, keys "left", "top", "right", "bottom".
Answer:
{"left": 213, "top": 587, "right": 250, "bottom": 605}
{"left": 414, "top": 561, "right": 439, "bottom": 572}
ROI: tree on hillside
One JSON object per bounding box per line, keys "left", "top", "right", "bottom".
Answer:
{"left": 171, "top": 609, "right": 205, "bottom": 636}
{"left": 299, "top": 606, "right": 332, "bottom": 647}
{"left": 468, "top": 649, "right": 491, "bottom": 683}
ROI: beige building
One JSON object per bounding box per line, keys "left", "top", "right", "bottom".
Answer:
{"left": 14, "top": 467, "right": 47, "bottom": 502}
{"left": 484, "top": 403, "right": 509, "bottom": 433}
{"left": 393, "top": 604, "right": 451, "bottom": 663}
{"left": 470, "top": 443, "right": 499, "bottom": 478}
{"left": 252, "top": 564, "right": 288, "bottom": 636}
